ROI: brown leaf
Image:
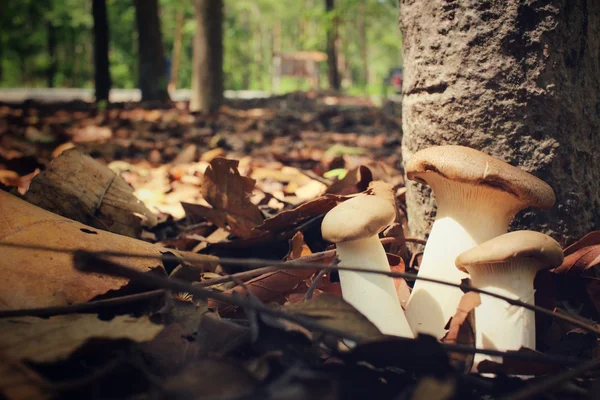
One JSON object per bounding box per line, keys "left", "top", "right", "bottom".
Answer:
{"left": 388, "top": 254, "right": 411, "bottom": 309}
{"left": 24, "top": 149, "right": 157, "bottom": 238}
{"left": 254, "top": 193, "right": 346, "bottom": 233}
{"left": 196, "top": 158, "right": 263, "bottom": 238}
{"left": 285, "top": 293, "right": 383, "bottom": 340}
{"left": 0, "top": 315, "right": 163, "bottom": 363}
{"left": 286, "top": 231, "right": 313, "bottom": 261}
{"left": 162, "top": 359, "right": 258, "bottom": 399}
{"left": 325, "top": 165, "right": 372, "bottom": 195}
{"left": 0, "top": 357, "right": 51, "bottom": 400}
{"left": 477, "top": 348, "right": 561, "bottom": 375}
{"left": 441, "top": 289, "right": 480, "bottom": 370}
{"left": 411, "top": 377, "right": 456, "bottom": 400}
{"left": 0, "top": 190, "right": 174, "bottom": 310}
{"left": 208, "top": 267, "right": 316, "bottom": 317}
{"left": 552, "top": 231, "right": 600, "bottom": 314}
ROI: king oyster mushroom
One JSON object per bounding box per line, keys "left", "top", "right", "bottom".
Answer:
{"left": 321, "top": 194, "right": 413, "bottom": 338}
{"left": 404, "top": 145, "right": 555, "bottom": 338}
{"left": 455, "top": 230, "right": 563, "bottom": 367}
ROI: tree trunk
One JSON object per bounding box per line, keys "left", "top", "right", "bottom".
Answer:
{"left": 325, "top": 0, "right": 340, "bottom": 90}
{"left": 400, "top": 0, "right": 600, "bottom": 246}
{"left": 190, "top": 0, "right": 223, "bottom": 114}
{"left": 92, "top": 0, "right": 111, "bottom": 102}
{"left": 168, "top": 9, "right": 184, "bottom": 92}
{"left": 358, "top": 0, "right": 369, "bottom": 88}
{"left": 46, "top": 22, "right": 57, "bottom": 88}
{"left": 133, "top": 0, "right": 170, "bottom": 102}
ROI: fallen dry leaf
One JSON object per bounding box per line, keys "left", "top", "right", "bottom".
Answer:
{"left": 24, "top": 149, "right": 157, "bottom": 237}
{"left": 441, "top": 289, "right": 480, "bottom": 371}
{"left": 208, "top": 268, "right": 316, "bottom": 317}
{"left": 0, "top": 190, "right": 176, "bottom": 310}
{"left": 0, "top": 357, "right": 50, "bottom": 400}
{"left": 477, "top": 348, "right": 561, "bottom": 375}
{"left": 0, "top": 314, "right": 164, "bottom": 363}
{"left": 552, "top": 231, "right": 600, "bottom": 315}
{"left": 411, "top": 377, "right": 456, "bottom": 400}
{"left": 325, "top": 165, "right": 372, "bottom": 195}
{"left": 254, "top": 194, "right": 345, "bottom": 234}
{"left": 190, "top": 158, "right": 264, "bottom": 239}
{"left": 286, "top": 231, "right": 313, "bottom": 261}
{"left": 284, "top": 294, "right": 383, "bottom": 340}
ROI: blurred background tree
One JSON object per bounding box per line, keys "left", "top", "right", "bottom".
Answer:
{"left": 0, "top": 0, "right": 402, "bottom": 96}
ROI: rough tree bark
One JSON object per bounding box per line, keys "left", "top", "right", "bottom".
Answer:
{"left": 133, "top": 0, "right": 170, "bottom": 102}
{"left": 400, "top": 0, "right": 600, "bottom": 245}
{"left": 92, "top": 0, "right": 111, "bottom": 102}
{"left": 190, "top": 0, "right": 223, "bottom": 114}
{"left": 325, "top": 0, "right": 341, "bottom": 90}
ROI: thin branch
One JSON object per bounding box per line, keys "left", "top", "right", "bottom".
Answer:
{"left": 72, "top": 251, "right": 364, "bottom": 343}
{"left": 0, "top": 241, "right": 598, "bottom": 336}
{"left": 0, "top": 267, "right": 276, "bottom": 319}
{"left": 304, "top": 268, "right": 329, "bottom": 301}
{"left": 71, "top": 251, "right": 587, "bottom": 367}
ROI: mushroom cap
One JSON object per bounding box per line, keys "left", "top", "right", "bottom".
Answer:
{"left": 321, "top": 194, "right": 396, "bottom": 243}
{"left": 455, "top": 230, "right": 564, "bottom": 272}
{"left": 406, "top": 145, "right": 555, "bottom": 209}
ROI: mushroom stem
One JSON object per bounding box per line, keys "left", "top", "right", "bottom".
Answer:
{"left": 467, "top": 261, "right": 538, "bottom": 366}
{"left": 405, "top": 178, "right": 521, "bottom": 338}
{"left": 336, "top": 235, "right": 413, "bottom": 338}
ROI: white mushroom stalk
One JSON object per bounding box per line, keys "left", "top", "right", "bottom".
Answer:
{"left": 405, "top": 175, "right": 524, "bottom": 338}
{"left": 403, "top": 145, "right": 555, "bottom": 339}
{"left": 455, "top": 231, "right": 564, "bottom": 368}
{"left": 321, "top": 194, "right": 413, "bottom": 338}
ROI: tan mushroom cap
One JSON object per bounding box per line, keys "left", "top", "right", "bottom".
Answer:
{"left": 455, "top": 230, "right": 564, "bottom": 272}
{"left": 321, "top": 194, "right": 396, "bottom": 243}
{"left": 406, "top": 145, "right": 555, "bottom": 209}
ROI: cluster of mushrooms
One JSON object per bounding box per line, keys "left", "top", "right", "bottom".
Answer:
{"left": 321, "top": 145, "right": 564, "bottom": 371}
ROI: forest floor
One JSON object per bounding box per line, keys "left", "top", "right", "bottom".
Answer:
{"left": 0, "top": 91, "right": 598, "bottom": 400}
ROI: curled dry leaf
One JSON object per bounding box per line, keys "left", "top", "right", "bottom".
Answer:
{"left": 441, "top": 288, "right": 481, "bottom": 371}
{"left": 325, "top": 165, "right": 373, "bottom": 195}
{"left": 184, "top": 158, "right": 263, "bottom": 239}
{"left": 0, "top": 190, "right": 179, "bottom": 310}
{"left": 254, "top": 193, "right": 346, "bottom": 234}
{"left": 24, "top": 148, "right": 157, "bottom": 238}
{"left": 552, "top": 231, "right": 600, "bottom": 315}
{"left": 208, "top": 264, "right": 316, "bottom": 316}
{"left": 285, "top": 293, "right": 383, "bottom": 340}
{"left": 388, "top": 254, "right": 411, "bottom": 309}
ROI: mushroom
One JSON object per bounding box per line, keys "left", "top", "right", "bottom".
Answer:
{"left": 404, "top": 145, "right": 555, "bottom": 339}
{"left": 321, "top": 194, "right": 413, "bottom": 338}
{"left": 455, "top": 230, "right": 563, "bottom": 366}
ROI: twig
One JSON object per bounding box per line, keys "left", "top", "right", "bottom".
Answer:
{"left": 72, "top": 251, "right": 363, "bottom": 343}
{"left": 71, "top": 251, "right": 585, "bottom": 367}
{"left": 0, "top": 267, "right": 275, "bottom": 319}
{"left": 304, "top": 268, "right": 329, "bottom": 301}
{"left": 0, "top": 241, "right": 598, "bottom": 336}
{"left": 498, "top": 357, "right": 600, "bottom": 400}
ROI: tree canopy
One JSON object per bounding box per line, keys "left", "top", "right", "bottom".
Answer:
{"left": 0, "top": 0, "right": 402, "bottom": 94}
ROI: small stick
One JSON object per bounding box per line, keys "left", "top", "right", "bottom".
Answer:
{"left": 71, "top": 251, "right": 586, "bottom": 367}
{"left": 0, "top": 241, "right": 597, "bottom": 336}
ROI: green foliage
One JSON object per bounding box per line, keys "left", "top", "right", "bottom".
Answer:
{"left": 0, "top": 0, "right": 402, "bottom": 93}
